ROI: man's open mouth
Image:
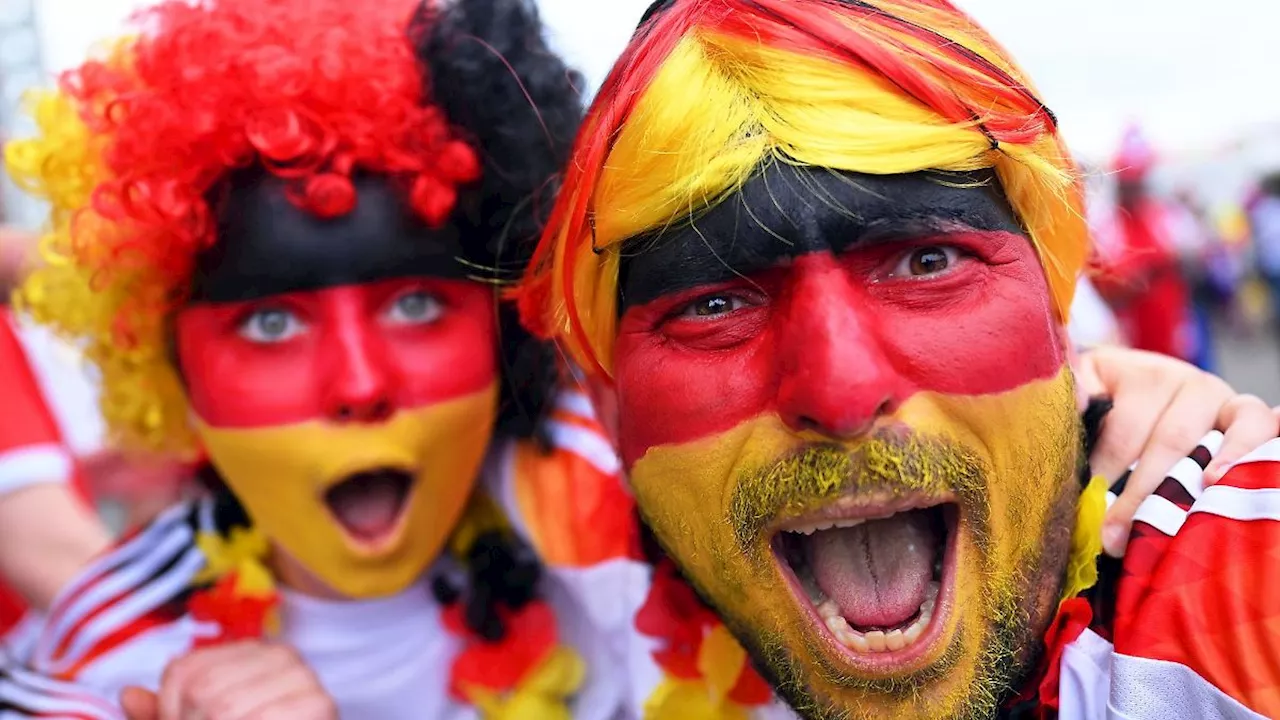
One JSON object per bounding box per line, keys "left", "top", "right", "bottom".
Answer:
{"left": 323, "top": 467, "right": 415, "bottom": 547}
{"left": 773, "top": 501, "right": 958, "bottom": 660}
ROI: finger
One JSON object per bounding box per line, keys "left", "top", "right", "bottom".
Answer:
{"left": 1204, "top": 394, "right": 1277, "bottom": 482}
{"left": 248, "top": 690, "right": 337, "bottom": 720}
{"left": 160, "top": 642, "right": 257, "bottom": 720}
{"left": 1103, "top": 382, "right": 1221, "bottom": 557}
{"left": 206, "top": 662, "right": 323, "bottom": 720}
{"left": 1088, "top": 380, "right": 1171, "bottom": 484}
{"left": 191, "top": 645, "right": 300, "bottom": 713}
{"left": 121, "top": 686, "right": 160, "bottom": 720}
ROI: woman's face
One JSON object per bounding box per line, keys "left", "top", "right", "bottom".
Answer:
{"left": 176, "top": 173, "right": 499, "bottom": 598}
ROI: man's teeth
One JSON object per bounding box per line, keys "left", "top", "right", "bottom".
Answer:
{"left": 816, "top": 582, "right": 939, "bottom": 653}
{"left": 786, "top": 517, "right": 870, "bottom": 536}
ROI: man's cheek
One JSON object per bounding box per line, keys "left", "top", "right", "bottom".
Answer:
{"left": 614, "top": 341, "right": 776, "bottom": 464}
{"left": 884, "top": 302, "right": 1063, "bottom": 395}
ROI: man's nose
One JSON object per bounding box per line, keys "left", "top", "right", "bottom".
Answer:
{"left": 775, "top": 256, "right": 908, "bottom": 440}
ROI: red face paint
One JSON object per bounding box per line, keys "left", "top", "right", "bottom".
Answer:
{"left": 613, "top": 231, "right": 1064, "bottom": 466}
{"left": 175, "top": 277, "right": 497, "bottom": 429}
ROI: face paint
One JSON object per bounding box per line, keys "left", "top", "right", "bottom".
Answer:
{"left": 612, "top": 165, "right": 1080, "bottom": 718}
{"left": 176, "top": 174, "right": 498, "bottom": 599}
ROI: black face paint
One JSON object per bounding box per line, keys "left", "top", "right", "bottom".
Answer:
{"left": 618, "top": 165, "right": 1025, "bottom": 310}
{"left": 190, "top": 172, "right": 468, "bottom": 303}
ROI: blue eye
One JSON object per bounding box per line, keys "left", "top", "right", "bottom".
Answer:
{"left": 385, "top": 291, "right": 442, "bottom": 325}
{"left": 238, "top": 308, "right": 305, "bottom": 343}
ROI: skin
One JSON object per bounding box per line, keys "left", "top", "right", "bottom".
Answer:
{"left": 0, "top": 483, "right": 110, "bottom": 609}
{"left": 1078, "top": 346, "right": 1278, "bottom": 555}
{"left": 606, "top": 164, "right": 1096, "bottom": 719}
{"left": 173, "top": 173, "right": 499, "bottom": 600}
{"left": 120, "top": 641, "right": 336, "bottom": 720}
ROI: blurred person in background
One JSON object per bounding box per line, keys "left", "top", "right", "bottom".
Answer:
{"left": 1245, "top": 171, "right": 1280, "bottom": 342}
{"left": 1093, "top": 126, "right": 1199, "bottom": 365}
{"left": 1167, "top": 187, "right": 1231, "bottom": 372}
{"left": 0, "top": 226, "right": 110, "bottom": 657}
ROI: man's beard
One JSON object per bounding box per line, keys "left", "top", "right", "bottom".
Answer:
{"left": 642, "top": 426, "right": 1082, "bottom": 720}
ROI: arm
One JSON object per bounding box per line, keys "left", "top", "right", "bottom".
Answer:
{"left": 0, "top": 664, "right": 122, "bottom": 720}
{"left": 0, "top": 313, "right": 110, "bottom": 611}
{"left": 1076, "top": 346, "right": 1278, "bottom": 556}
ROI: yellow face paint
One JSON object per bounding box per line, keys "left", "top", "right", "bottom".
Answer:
{"left": 195, "top": 382, "right": 498, "bottom": 598}
{"left": 629, "top": 369, "right": 1080, "bottom": 719}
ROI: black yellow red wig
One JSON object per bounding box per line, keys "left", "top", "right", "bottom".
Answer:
{"left": 518, "top": 0, "right": 1089, "bottom": 381}
{"left": 7, "top": 0, "right": 582, "bottom": 453}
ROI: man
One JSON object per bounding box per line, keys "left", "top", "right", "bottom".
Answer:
{"left": 0, "top": 0, "right": 634, "bottom": 717}
{"left": 0, "top": 227, "right": 111, "bottom": 655}
{"left": 1092, "top": 127, "right": 1198, "bottom": 364}
{"left": 519, "top": 1, "right": 1280, "bottom": 717}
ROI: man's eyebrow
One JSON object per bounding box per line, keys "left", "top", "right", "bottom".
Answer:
{"left": 617, "top": 167, "right": 1025, "bottom": 310}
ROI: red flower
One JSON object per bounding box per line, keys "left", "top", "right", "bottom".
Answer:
{"left": 728, "top": 663, "right": 773, "bottom": 705}
{"left": 1008, "top": 597, "right": 1094, "bottom": 716}
{"left": 444, "top": 600, "right": 558, "bottom": 699}
{"left": 188, "top": 573, "right": 279, "bottom": 647}
{"left": 635, "top": 560, "right": 720, "bottom": 679}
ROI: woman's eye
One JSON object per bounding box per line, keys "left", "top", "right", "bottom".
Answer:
{"left": 385, "top": 290, "right": 442, "bottom": 325}
{"left": 891, "top": 246, "right": 961, "bottom": 278}
{"left": 238, "top": 308, "right": 305, "bottom": 343}
{"left": 678, "top": 294, "right": 751, "bottom": 318}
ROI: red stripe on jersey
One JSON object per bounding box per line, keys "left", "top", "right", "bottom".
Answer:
{"left": 1115, "top": 502, "right": 1280, "bottom": 716}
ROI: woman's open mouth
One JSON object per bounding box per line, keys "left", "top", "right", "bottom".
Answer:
{"left": 772, "top": 501, "right": 959, "bottom": 667}
{"left": 323, "top": 467, "right": 415, "bottom": 548}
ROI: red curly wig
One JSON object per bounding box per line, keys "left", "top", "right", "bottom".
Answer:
{"left": 7, "top": 0, "right": 480, "bottom": 452}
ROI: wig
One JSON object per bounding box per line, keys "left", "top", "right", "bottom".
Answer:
{"left": 517, "top": 0, "right": 1090, "bottom": 380}
{"left": 7, "top": 0, "right": 582, "bottom": 453}
{"left": 411, "top": 0, "right": 584, "bottom": 442}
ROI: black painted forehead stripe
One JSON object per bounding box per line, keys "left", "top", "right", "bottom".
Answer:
{"left": 190, "top": 172, "right": 469, "bottom": 304}
{"left": 618, "top": 165, "right": 1025, "bottom": 310}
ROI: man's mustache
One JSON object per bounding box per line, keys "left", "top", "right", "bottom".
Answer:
{"left": 728, "top": 429, "right": 988, "bottom": 551}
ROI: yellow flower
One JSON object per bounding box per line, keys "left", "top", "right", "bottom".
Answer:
{"left": 449, "top": 492, "right": 511, "bottom": 559}
{"left": 644, "top": 624, "right": 755, "bottom": 720}
{"left": 464, "top": 646, "right": 585, "bottom": 720}
{"left": 193, "top": 526, "right": 275, "bottom": 599}
{"left": 1060, "top": 474, "right": 1107, "bottom": 603}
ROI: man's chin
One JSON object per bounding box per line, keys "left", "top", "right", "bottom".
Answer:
{"left": 718, "top": 517, "right": 1013, "bottom": 720}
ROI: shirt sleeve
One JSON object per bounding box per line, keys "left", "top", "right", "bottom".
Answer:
{"left": 0, "top": 312, "right": 73, "bottom": 498}
{"left": 1111, "top": 432, "right": 1280, "bottom": 719}
{"left": 0, "top": 664, "right": 122, "bottom": 719}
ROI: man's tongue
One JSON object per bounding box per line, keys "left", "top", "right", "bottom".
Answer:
{"left": 807, "top": 511, "right": 938, "bottom": 630}
{"left": 327, "top": 475, "right": 406, "bottom": 540}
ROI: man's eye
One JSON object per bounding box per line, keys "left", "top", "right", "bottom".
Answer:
{"left": 679, "top": 294, "right": 751, "bottom": 318}
{"left": 891, "top": 246, "right": 961, "bottom": 278}
{"left": 385, "top": 290, "right": 442, "bottom": 325}
{"left": 238, "top": 308, "right": 305, "bottom": 343}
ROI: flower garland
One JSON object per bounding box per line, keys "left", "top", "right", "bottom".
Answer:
{"left": 636, "top": 559, "right": 773, "bottom": 719}
{"left": 187, "top": 490, "right": 584, "bottom": 719}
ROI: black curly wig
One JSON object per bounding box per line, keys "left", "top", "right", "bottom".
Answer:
{"left": 410, "top": 0, "right": 586, "bottom": 641}
{"left": 410, "top": 0, "right": 585, "bottom": 443}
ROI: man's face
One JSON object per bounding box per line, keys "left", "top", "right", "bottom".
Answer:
{"left": 610, "top": 165, "right": 1081, "bottom": 719}
{"left": 175, "top": 173, "right": 498, "bottom": 599}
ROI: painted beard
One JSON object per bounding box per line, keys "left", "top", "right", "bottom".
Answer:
{"left": 628, "top": 372, "right": 1083, "bottom": 720}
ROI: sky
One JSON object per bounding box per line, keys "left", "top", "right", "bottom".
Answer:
{"left": 19, "top": 0, "right": 1280, "bottom": 168}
